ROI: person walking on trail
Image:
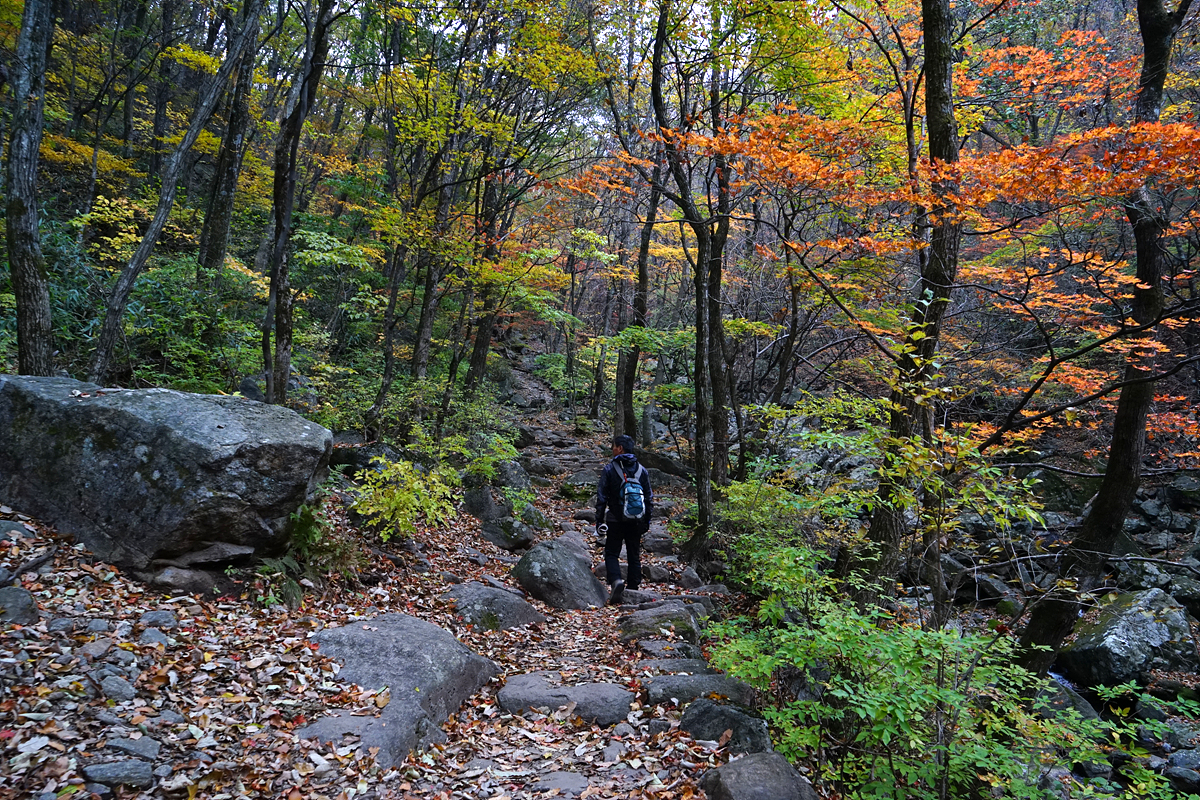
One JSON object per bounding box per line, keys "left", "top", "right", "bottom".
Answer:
{"left": 595, "top": 434, "right": 653, "bottom": 605}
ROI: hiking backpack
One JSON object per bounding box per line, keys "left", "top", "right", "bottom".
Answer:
{"left": 618, "top": 461, "right": 647, "bottom": 520}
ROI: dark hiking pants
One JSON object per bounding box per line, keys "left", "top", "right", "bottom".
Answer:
{"left": 604, "top": 522, "right": 642, "bottom": 589}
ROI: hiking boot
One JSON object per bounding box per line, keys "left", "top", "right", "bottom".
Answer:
{"left": 608, "top": 579, "right": 626, "bottom": 606}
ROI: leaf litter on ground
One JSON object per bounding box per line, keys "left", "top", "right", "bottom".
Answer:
{"left": 0, "top": 420, "right": 735, "bottom": 799}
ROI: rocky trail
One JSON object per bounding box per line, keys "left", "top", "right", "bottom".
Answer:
{"left": 0, "top": 376, "right": 801, "bottom": 800}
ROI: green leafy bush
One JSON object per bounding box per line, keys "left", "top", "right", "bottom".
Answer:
{"left": 352, "top": 457, "right": 459, "bottom": 540}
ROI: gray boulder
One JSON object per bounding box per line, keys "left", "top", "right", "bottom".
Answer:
{"left": 497, "top": 671, "right": 633, "bottom": 727}
{"left": 1169, "top": 476, "right": 1200, "bottom": 511}
{"left": 442, "top": 582, "right": 546, "bottom": 630}
{"left": 640, "top": 658, "right": 714, "bottom": 675}
{"left": 681, "top": 699, "right": 772, "bottom": 753}
{"left": 639, "top": 639, "right": 703, "bottom": 660}
{"left": 0, "top": 586, "right": 38, "bottom": 624}
{"left": 298, "top": 614, "right": 497, "bottom": 766}
{"left": 620, "top": 600, "right": 704, "bottom": 643}
{"left": 558, "top": 470, "right": 599, "bottom": 501}
{"left": 0, "top": 376, "right": 331, "bottom": 570}
{"left": 699, "top": 752, "right": 818, "bottom": 800}
{"left": 480, "top": 516, "right": 537, "bottom": 551}
{"left": 644, "top": 674, "right": 757, "bottom": 707}
{"left": 512, "top": 536, "right": 607, "bottom": 609}
{"left": 1171, "top": 575, "right": 1200, "bottom": 618}
{"left": 1056, "top": 589, "right": 1200, "bottom": 688}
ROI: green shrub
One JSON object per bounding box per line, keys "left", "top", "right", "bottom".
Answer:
{"left": 352, "top": 457, "right": 459, "bottom": 540}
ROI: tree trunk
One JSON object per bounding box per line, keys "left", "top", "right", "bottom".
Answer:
{"left": 615, "top": 166, "right": 662, "bottom": 438}
{"left": 1018, "top": 0, "right": 1190, "bottom": 674}
{"left": 5, "top": 0, "right": 55, "bottom": 376}
{"left": 264, "top": 0, "right": 337, "bottom": 404}
{"left": 88, "top": 2, "right": 263, "bottom": 385}
{"left": 652, "top": 1, "right": 714, "bottom": 544}
{"left": 149, "top": 0, "right": 175, "bottom": 179}
{"left": 198, "top": 0, "right": 260, "bottom": 276}
{"left": 844, "top": 0, "right": 962, "bottom": 603}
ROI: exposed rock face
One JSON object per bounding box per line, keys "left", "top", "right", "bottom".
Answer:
{"left": 512, "top": 536, "right": 607, "bottom": 609}
{"left": 1056, "top": 589, "right": 1200, "bottom": 688}
{"left": 644, "top": 674, "right": 757, "bottom": 707}
{"left": 298, "top": 614, "right": 497, "bottom": 766}
{"left": 619, "top": 600, "right": 705, "bottom": 643}
{"left": 0, "top": 376, "right": 331, "bottom": 570}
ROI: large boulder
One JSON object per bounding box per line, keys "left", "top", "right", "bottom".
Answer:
{"left": 681, "top": 699, "right": 772, "bottom": 753}
{"left": 0, "top": 376, "right": 331, "bottom": 570}
{"left": 297, "top": 614, "right": 497, "bottom": 766}
{"left": 442, "top": 582, "right": 546, "bottom": 630}
{"left": 498, "top": 671, "right": 633, "bottom": 727}
{"left": 619, "top": 600, "right": 705, "bottom": 643}
{"left": 512, "top": 535, "right": 607, "bottom": 609}
{"left": 480, "top": 516, "right": 537, "bottom": 551}
{"left": 699, "top": 752, "right": 818, "bottom": 800}
{"left": 1056, "top": 589, "right": 1200, "bottom": 688}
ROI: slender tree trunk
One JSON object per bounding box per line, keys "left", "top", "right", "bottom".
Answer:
{"left": 149, "top": 0, "right": 175, "bottom": 178}
{"left": 89, "top": 2, "right": 263, "bottom": 385}
{"left": 1018, "top": 0, "right": 1191, "bottom": 674}
{"left": 364, "top": 246, "right": 408, "bottom": 436}
{"left": 616, "top": 165, "right": 661, "bottom": 437}
{"left": 198, "top": 0, "right": 260, "bottom": 277}
{"left": 843, "top": 0, "right": 963, "bottom": 603}
{"left": 6, "top": 0, "right": 55, "bottom": 376}
{"left": 264, "top": 0, "right": 337, "bottom": 404}
{"left": 652, "top": 1, "right": 714, "bottom": 544}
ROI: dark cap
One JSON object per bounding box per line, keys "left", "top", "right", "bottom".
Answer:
{"left": 613, "top": 434, "right": 636, "bottom": 452}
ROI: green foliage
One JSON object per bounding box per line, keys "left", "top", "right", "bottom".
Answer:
{"left": 352, "top": 457, "right": 459, "bottom": 540}
{"left": 711, "top": 483, "right": 1189, "bottom": 799}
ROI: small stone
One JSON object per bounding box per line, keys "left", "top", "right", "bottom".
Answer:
{"left": 108, "top": 736, "right": 161, "bottom": 760}
{"left": 153, "top": 764, "right": 174, "bottom": 778}
{"left": 47, "top": 617, "right": 75, "bottom": 633}
{"left": 82, "top": 760, "right": 154, "bottom": 788}
{"left": 100, "top": 675, "right": 137, "bottom": 701}
{"left": 648, "top": 719, "right": 672, "bottom": 736}
{"left": 139, "top": 628, "right": 170, "bottom": 646}
{"left": 139, "top": 610, "right": 179, "bottom": 630}
{"left": 159, "top": 709, "right": 187, "bottom": 725}
{"left": 0, "top": 586, "right": 38, "bottom": 624}
{"left": 79, "top": 635, "right": 116, "bottom": 660}
{"left": 602, "top": 742, "right": 624, "bottom": 762}
{"left": 86, "top": 619, "right": 111, "bottom": 633}
{"left": 0, "top": 567, "right": 12, "bottom": 586}
{"left": 84, "top": 786, "right": 113, "bottom": 800}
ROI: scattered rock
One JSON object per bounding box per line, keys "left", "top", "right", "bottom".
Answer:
{"left": 639, "top": 658, "right": 714, "bottom": 675}
{"left": 700, "top": 752, "right": 818, "bottom": 800}
{"left": 619, "top": 600, "right": 703, "bottom": 643}
{"left": 0, "top": 586, "right": 38, "bottom": 624}
{"left": 81, "top": 761, "right": 154, "bottom": 788}
{"left": 100, "top": 675, "right": 137, "bottom": 701}
{"left": 0, "top": 376, "right": 332, "bottom": 570}
{"left": 144, "top": 567, "right": 216, "bottom": 595}
{"left": 639, "top": 639, "right": 703, "bottom": 660}
{"left": 479, "top": 516, "right": 537, "bottom": 551}
{"left": 108, "top": 736, "right": 161, "bottom": 760}
{"left": 1056, "top": 589, "right": 1200, "bottom": 688}
{"left": 644, "top": 674, "right": 757, "bottom": 708}
{"left": 557, "top": 471, "right": 599, "bottom": 501}
{"left": 531, "top": 771, "right": 590, "bottom": 797}
{"left": 512, "top": 536, "right": 607, "bottom": 609}
{"left": 681, "top": 699, "right": 772, "bottom": 753}
{"left": 498, "top": 671, "right": 634, "bottom": 727}
{"left": 442, "top": 582, "right": 546, "bottom": 630}
{"left": 298, "top": 614, "right": 497, "bottom": 766}
{"left": 138, "top": 610, "right": 179, "bottom": 630}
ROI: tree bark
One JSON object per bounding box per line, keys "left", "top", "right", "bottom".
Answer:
{"left": 198, "top": 0, "right": 260, "bottom": 277}
{"left": 264, "top": 0, "right": 338, "bottom": 404}
{"left": 844, "top": 0, "right": 962, "bottom": 603}
{"left": 5, "top": 0, "right": 55, "bottom": 376}
{"left": 615, "top": 165, "right": 662, "bottom": 437}
{"left": 1018, "top": 0, "right": 1191, "bottom": 675}
{"left": 149, "top": 0, "right": 176, "bottom": 179}
{"left": 89, "top": 1, "right": 263, "bottom": 384}
{"left": 652, "top": 1, "right": 714, "bottom": 544}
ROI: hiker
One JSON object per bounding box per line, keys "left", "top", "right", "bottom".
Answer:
{"left": 595, "top": 434, "right": 653, "bottom": 605}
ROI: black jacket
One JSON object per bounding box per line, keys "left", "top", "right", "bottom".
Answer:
{"left": 596, "top": 453, "right": 653, "bottom": 528}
